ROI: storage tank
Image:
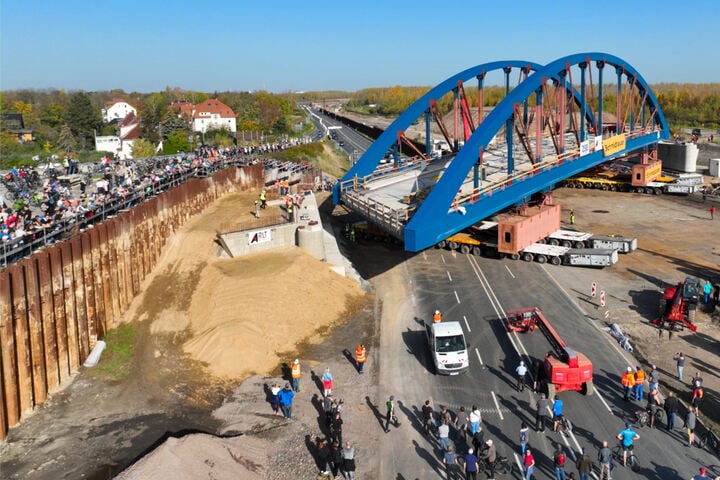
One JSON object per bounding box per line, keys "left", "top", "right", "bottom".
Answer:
{"left": 297, "top": 221, "right": 325, "bottom": 260}
{"left": 709, "top": 158, "right": 720, "bottom": 177}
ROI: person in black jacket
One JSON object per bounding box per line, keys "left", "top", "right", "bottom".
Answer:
{"left": 664, "top": 391, "right": 679, "bottom": 430}
{"left": 329, "top": 441, "right": 343, "bottom": 478}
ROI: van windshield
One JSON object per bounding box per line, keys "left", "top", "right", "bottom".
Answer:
{"left": 436, "top": 334, "right": 466, "bottom": 353}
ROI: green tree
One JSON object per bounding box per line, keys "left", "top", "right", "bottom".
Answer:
{"left": 57, "top": 124, "right": 77, "bottom": 153}
{"left": 130, "top": 138, "right": 156, "bottom": 159}
{"left": 163, "top": 131, "right": 191, "bottom": 154}
{"left": 40, "top": 103, "right": 67, "bottom": 128}
{"left": 139, "top": 93, "right": 167, "bottom": 143}
{"left": 65, "top": 92, "right": 101, "bottom": 149}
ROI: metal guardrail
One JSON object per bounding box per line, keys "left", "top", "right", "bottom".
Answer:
{"left": 0, "top": 164, "right": 217, "bottom": 268}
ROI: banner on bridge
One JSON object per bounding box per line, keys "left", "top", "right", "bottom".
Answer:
{"left": 603, "top": 134, "right": 626, "bottom": 156}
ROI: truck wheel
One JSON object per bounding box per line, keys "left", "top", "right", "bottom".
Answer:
{"left": 594, "top": 183, "right": 602, "bottom": 189}
{"left": 561, "top": 240, "right": 572, "bottom": 248}
{"left": 610, "top": 185, "right": 618, "bottom": 191}
{"left": 536, "top": 255, "right": 547, "bottom": 264}
{"left": 574, "top": 241, "right": 586, "bottom": 249}
{"left": 522, "top": 252, "right": 534, "bottom": 262}
{"left": 472, "top": 246, "right": 482, "bottom": 256}
{"left": 510, "top": 253, "right": 520, "bottom": 261}
{"left": 448, "top": 241, "right": 458, "bottom": 250}
{"left": 582, "top": 380, "right": 595, "bottom": 396}
{"left": 550, "top": 256, "right": 561, "bottom": 266}
{"left": 601, "top": 184, "right": 609, "bottom": 191}
{"left": 549, "top": 239, "right": 560, "bottom": 246}
{"left": 437, "top": 240, "right": 446, "bottom": 248}
{"left": 644, "top": 187, "right": 654, "bottom": 194}
{"left": 635, "top": 187, "right": 644, "bottom": 193}
{"left": 460, "top": 244, "right": 470, "bottom": 255}
{"left": 653, "top": 188, "right": 662, "bottom": 195}
{"left": 567, "top": 182, "right": 575, "bottom": 188}
{"left": 576, "top": 183, "right": 584, "bottom": 189}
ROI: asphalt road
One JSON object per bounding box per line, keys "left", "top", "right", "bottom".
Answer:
{"left": 379, "top": 248, "right": 717, "bottom": 479}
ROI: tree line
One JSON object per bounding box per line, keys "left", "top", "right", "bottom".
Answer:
{"left": 0, "top": 88, "right": 299, "bottom": 166}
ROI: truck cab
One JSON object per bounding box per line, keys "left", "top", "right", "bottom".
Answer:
{"left": 425, "top": 321, "right": 469, "bottom": 375}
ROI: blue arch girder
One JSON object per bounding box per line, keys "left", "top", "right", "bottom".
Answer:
{"left": 336, "top": 53, "right": 670, "bottom": 253}
{"left": 332, "top": 60, "right": 544, "bottom": 204}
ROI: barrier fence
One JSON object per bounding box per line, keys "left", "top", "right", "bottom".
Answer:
{"left": 0, "top": 163, "right": 265, "bottom": 440}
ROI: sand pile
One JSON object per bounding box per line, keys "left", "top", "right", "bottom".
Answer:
{"left": 182, "top": 247, "right": 364, "bottom": 378}
{"left": 115, "top": 433, "right": 268, "bottom": 480}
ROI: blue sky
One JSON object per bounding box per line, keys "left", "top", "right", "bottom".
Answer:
{"left": 1, "top": 0, "right": 718, "bottom": 93}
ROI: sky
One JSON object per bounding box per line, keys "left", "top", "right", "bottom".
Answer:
{"left": 1, "top": 0, "right": 719, "bottom": 94}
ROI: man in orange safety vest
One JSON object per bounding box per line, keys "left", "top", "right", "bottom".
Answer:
{"left": 634, "top": 366, "right": 646, "bottom": 401}
{"left": 433, "top": 310, "right": 443, "bottom": 323}
{"left": 621, "top": 366, "right": 635, "bottom": 402}
{"left": 355, "top": 344, "right": 367, "bottom": 374}
{"left": 291, "top": 358, "right": 302, "bottom": 392}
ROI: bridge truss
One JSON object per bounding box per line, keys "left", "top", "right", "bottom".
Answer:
{"left": 333, "top": 52, "right": 669, "bottom": 252}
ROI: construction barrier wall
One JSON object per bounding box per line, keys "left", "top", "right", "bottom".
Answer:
{"left": 0, "top": 163, "right": 264, "bottom": 441}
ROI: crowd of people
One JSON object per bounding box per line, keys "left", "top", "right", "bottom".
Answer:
{"left": 266, "top": 346, "right": 368, "bottom": 479}
{"left": 0, "top": 138, "right": 315, "bottom": 267}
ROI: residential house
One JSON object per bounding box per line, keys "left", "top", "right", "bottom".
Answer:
{"left": 190, "top": 99, "right": 237, "bottom": 133}
{"left": 1, "top": 113, "right": 33, "bottom": 142}
{"left": 102, "top": 99, "right": 137, "bottom": 124}
{"left": 95, "top": 111, "right": 141, "bottom": 160}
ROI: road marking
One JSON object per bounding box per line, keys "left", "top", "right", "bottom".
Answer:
{"left": 513, "top": 453, "right": 524, "bottom": 474}
{"left": 454, "top": 291, "right": 461, "bottom": 304}
{"left": 474, "top": 347, "right": 483, "bottom": 365}
{"left": 504, "top": 264, "right": 515, "bottom": 278}
{"left": 490, "top": 391, "right": 504, "bottom": 420}
{"left": 447, "top": 271, "right": 453, "bottom": 282}
{"left": 567, "top": 428, "right": 582, "bottom": 454}
{"left": 594, "top": 388, "right": 613, "bottom": 414}
{"left": 441, "top": 255, "right": 446, "bottom": 264}
{"left": 464, "top": 315, "right": 471, "bottom": 333}
{"left": 422, "top": 251, "right": 427, "bottom": 261}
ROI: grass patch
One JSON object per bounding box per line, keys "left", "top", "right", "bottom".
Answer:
{"left": 90, "top": 324, "right": 136, "bottom": 381}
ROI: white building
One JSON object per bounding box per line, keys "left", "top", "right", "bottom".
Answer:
{"left": 190, "top": 99, "right": 237, "bottom": 133}
{"left": 95, "top": 111, "right": 140, "bottom": 160}
{"left": 102, "top": 99, "right": 137, "bottom": 124}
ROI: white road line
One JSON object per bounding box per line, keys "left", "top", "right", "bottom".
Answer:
{"left": 567, "top": 428, "right": 583, "bottom": 453}
{"left": 504, "top": 264, "right": 515, "bottom": 278}
{"left": 454, "top": 291, "right": 461, "bottom": 304}
{"left": 447, "top": 271, "right": 453, "bottom": 282}
{"left": 513, "top": 452, "right": 524, "bottom": 475}
{"left": 490, "top": 391, "right": 504, "bottom": 420}
{"left": 475, "top": 347, "right": 483, "bottom": 365}
{"left": 464, "top": 315, "right": 471, "bottom": 333}
{"left": 594, "top": 388, "right": 613, "bottom": 414}
{"left": 441, "top": 254, "right": 446, "bottom": 264}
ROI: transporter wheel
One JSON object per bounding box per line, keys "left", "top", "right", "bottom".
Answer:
{"left": 653, "top": 187, "right": 662, "bottom": 195}
{"left": 437, "top": 240, "right": 446, "bottom": 248}
{"left": 582, "top": 380, "right": 595, "bottom": 396}
{"left": 536, "top": 255, "right": 547, "bottom": 264}
{"left": 562, "top": 240, "right": 572, "bottom": 248}
{"left": 610, "top": 185, "right": 618, "bottom": 192}
{"left": 448, "top": 241, "right": 458, "bottom": 250}
{"left": 550, "top": 256, "right": 561, "bottom": 266}
{"left": 575, "top": 241, "right": 586, "bottom": 249}
{"left": 510, "top": 253, "right": 520, "bottom": 261}
{"left": 460, "top": 244, "right": 470, "bottom": 255}
{"left": 644, "top": 187, "right": 654, "bottom": 194}
{"left": 472, "top": 246, "right": 482, "bottom": 256}
{"left": 594, "top": 183, "right": 602, "bottom": 189}
{"left": 635, "top": 187, "right": 644, "bottom": 193}
{"left": 567, "top": 182, "right": 575, "bottom": 188}
{"left": 576, "top": 183, "right": 584, "bottom": 189}
{"left": 522, "top": 252, "right": 534, "bottom": 262}
{"left": 601, "top": 184, "right": 609, "bottom": 191}
{"left": 549, "top": 238, "right": 560, "bottom": 246}
{"left": 537, "top": 238, "right": 546, "bottom": 244}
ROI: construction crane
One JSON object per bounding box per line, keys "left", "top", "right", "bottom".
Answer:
{"left": 505, "top": 307, "right": 594, "bottom": 398}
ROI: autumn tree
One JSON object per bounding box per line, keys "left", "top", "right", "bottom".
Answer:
{"left": 57, "top": 124, "right": 77, "bottom": 153}
{"left": 130, "top": 138, "right": 157, "bottom": 159}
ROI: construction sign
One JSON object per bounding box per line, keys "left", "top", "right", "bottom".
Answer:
{"left": 248, "top": 228, "right": 272, "bottom": 245}
{"left": 600, "top": 290, "right": 606, "bottom": 307}
{"left": 591, "top": 282, "right": 597, "bottom": 297}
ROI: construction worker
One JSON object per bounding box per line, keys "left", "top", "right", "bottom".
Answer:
{"left": 621, "top": 366, "right": 635, "bottom": 401}
{"left": 291, "top": 358, "right": 302, "bottom": 392}
{"left": 355, "top": 344, "right": 367, "bottom": 374}
{"left": 287, "top": 203, "right": 294, "bottom": 222}
{"left": 570, "top": 209, "right": 575, "bottom": 225}
{"left": 433, "top": 310, "right": 443, "bottom": 323}
{"left": 634, "top": 366, "right": 646, "bottom": 401}
{"left": 259, "top": 189, "right": 266, "bottom": 209}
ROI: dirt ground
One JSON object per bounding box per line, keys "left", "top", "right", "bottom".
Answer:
{"left": 0, "top": 181, "right": 718, "bottom": 479}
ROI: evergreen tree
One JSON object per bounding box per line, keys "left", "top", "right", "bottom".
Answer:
{"left": 65, "top": 92, "right": 101, "bottom": 149}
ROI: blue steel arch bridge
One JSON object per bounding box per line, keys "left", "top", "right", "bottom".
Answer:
{"left": 332, "top": 52, "right": 669, "bottom": 252}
